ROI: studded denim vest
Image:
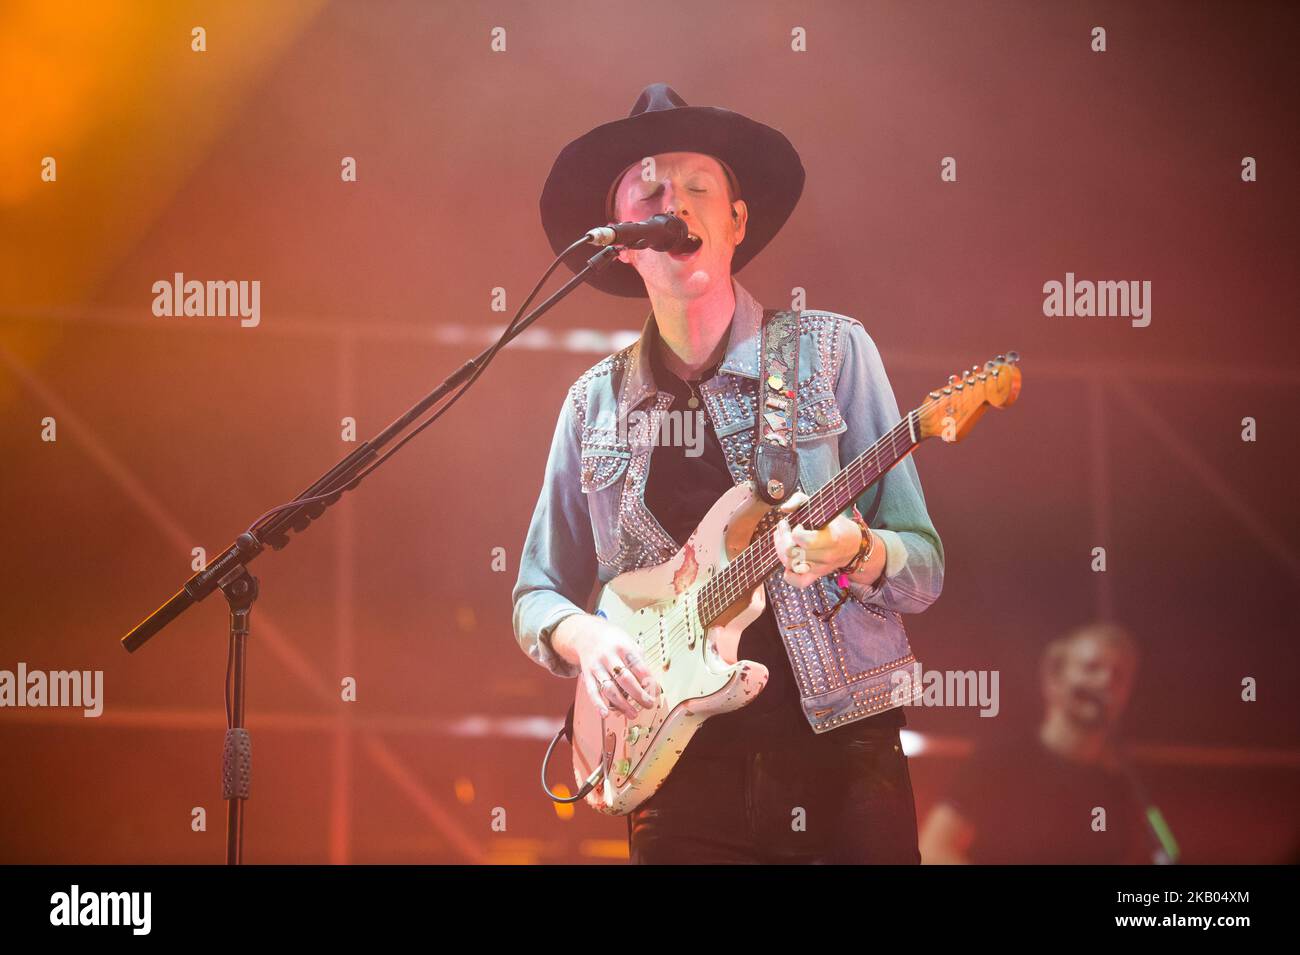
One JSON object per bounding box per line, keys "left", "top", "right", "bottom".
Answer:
{"left": 513, "top": 278, "right": 945, "bottom": 733}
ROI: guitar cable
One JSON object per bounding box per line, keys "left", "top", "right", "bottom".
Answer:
{"left": 541, "top": 703, "right": 604, "bottom": 803}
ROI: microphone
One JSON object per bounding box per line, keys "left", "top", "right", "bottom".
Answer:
{"left": 585, "top": 213, "right": 701, "bottom": 253}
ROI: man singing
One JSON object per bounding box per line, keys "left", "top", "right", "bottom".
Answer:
{"left": 514, "top": 84, "right": 944, "bottom": 863}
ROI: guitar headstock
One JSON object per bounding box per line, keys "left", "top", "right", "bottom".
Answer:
{"left": 915, "top": 352, "right": 1022, "bottom": 443}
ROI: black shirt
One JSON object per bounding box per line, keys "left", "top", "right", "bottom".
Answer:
{"left": 944, "top": 730, "right": 1151, "bottom": 864}
{"left": 639, "top": 341, "right": 904, "bottom": 756}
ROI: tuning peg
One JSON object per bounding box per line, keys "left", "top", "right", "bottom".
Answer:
{"left": 947, "top": 375, "right": 958, "bottom": 384}
{"left": 977, "top": 372, "right": 987, "bottom": 380}
{"left": 995, "top": 354, "right": 1005, "bottom": 363}
{"left": 1006, "top": 350, "right": 1020, "bottom": 363}
{"left": 928, "top": 391, "right": 941, "bottom": 399}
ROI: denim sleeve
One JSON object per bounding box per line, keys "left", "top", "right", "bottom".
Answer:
{"left": 511, "top": 389, "right": 596, "bottom": 678}
{"left": 833, "top": 319, "right": 945, "bottom": 614}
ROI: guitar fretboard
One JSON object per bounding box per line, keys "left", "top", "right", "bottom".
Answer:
{"left": 696, "top": 408, "right": 921, "bottom": 627}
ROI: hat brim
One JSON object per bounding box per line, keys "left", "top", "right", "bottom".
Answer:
{"left": 540, "top": 104, "right": 805, "bottom": 298}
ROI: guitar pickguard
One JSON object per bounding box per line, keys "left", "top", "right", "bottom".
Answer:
{"left": 570, "top": 482, "right": 772, "bottom": 814}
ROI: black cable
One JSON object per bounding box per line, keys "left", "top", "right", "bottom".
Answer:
{"left": 541, "top": 719, "right": 602, "bottom": 804}
{"left": 224, "top": 629, "right": 234, "bottom": 729}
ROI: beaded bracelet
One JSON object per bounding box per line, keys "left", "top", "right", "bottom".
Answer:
{"left": 835, "top": 509, "right": 876, "bottom": 585}
{"left": 816, "top": 509, "right": 877, "bottom": 620}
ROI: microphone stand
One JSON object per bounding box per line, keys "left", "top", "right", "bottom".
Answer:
{"left": 120, "top": 244, "right": 621, "bottom": 864}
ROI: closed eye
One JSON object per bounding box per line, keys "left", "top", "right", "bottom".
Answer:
{"left": 639, "top": 185, "right": 706, "bottom": 202}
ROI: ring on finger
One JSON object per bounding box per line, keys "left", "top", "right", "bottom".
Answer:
{"left": 599, "top": 677, "right": 633, "bottom": 704}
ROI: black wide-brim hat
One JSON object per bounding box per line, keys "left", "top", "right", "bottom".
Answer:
{"left": 539, "top": 83, "right": 805, "bottom": 298}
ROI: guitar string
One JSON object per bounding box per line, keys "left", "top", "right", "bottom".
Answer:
{"left": 629, "top": 386, "right": 959, "bottom": 666}
{"left": 702, "top": 377, "right": 994, "bottom": 625}
{"left": 702, "top": 407, "right": 921, "bottom": 620}
{"left": 622, "top": 376, "right": 1007, "bottom": 669}
{"left": 644, "top": 400, "right": 924, "bottom": 663}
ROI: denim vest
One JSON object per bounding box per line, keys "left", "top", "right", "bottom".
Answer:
{"left": 513, "top": 278, "right": 944, "bottom": 733}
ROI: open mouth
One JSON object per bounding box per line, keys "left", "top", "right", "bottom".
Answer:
{"left": 669, "top": 233, "right": 702, "bottom": 260}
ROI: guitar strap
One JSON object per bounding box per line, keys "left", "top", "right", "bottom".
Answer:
{"left": 752, "top": 308, "right": 801, "bottom": 504}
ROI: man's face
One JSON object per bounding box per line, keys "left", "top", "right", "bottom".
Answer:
{"left": 1044, "top": 636, "right": 1137, "bottom": 731}
{"left": 609, "top": 151, "right": 747, "bottom": 301}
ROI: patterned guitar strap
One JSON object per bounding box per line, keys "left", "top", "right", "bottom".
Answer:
{"left": 752, "top": 308, "right": 801, "bottom": 505}
{"left": 754, "top": 308, "right": 857, "bottom": 621}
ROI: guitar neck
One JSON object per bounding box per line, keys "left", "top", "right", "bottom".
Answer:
{"left": 697, "top": 408, "right": 923, "bottom": 628}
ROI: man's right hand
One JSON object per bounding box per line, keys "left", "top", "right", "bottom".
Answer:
{"left": 553, "top": 613, "right": 660, "bottom": 719}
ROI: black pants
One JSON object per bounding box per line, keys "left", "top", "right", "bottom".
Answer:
{"left": 626, "top": 722, "right": 921, "bottom": 864}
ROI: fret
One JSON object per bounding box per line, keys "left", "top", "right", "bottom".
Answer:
{"left": 698, "top": 410, "right": 920, "bottom": 627}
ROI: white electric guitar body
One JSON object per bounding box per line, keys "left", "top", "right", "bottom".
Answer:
{"left": 573, "top": 480, "right": 775, "bottom": 815}
{"left": 570, "top": 353, "right": 1022, "bottom": 815}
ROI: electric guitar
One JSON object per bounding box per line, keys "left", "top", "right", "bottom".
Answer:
{"left": 570, "top": 353, "right": 1022, "bottom": 815}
